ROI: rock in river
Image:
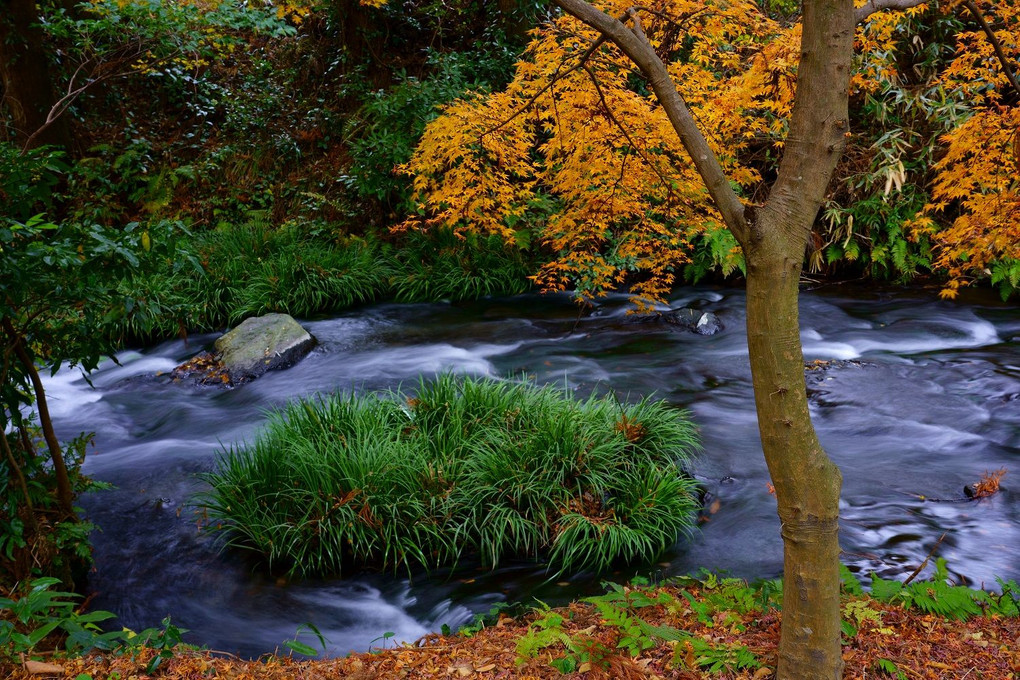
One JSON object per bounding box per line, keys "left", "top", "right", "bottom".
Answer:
{"left": 214, "top": 313, "right": 316, "bottom": 382}
{"left": 665, "top": 308, "right": 723, "bottom": 335}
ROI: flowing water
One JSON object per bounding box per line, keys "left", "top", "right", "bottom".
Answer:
{"left": 43, "top": 285, "right": 1019, "bottom": 657}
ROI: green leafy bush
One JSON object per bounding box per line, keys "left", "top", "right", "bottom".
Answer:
{"left": 201, "top": 375, "right": 700, "bottom": 577}
{"left": 515, "top": 580, "right": 761, "bottom": 675}
{"left": 388, "top": 228, "right": 535, "bottom": 302}
{"left": 344, "top": 46, "right": 521, "bottom": 211}
{"left": 0, "top": 578, "right": 118, "bottom": 661}
{"left": 0, "top": 145, "right": 67, "bottom": 222}
{"left": 1, "top": 578, "right": 190, "bottom": 670}
{"left": 2, "top": 214, "right": 195, "bottom": 584}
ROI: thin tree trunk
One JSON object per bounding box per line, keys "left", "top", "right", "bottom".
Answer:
{"left": 2, "top": 319, "right": 75, "bottom": 518}
{"left": 745, "top": 0, "right": 853, "bottom": 674}
{"left": 2, "top": 429, "right": 40, "bottom": 534}
{"left": 545, "top": 0, "right": 854, "bottom": 676}
{"left": 2, "top": 349, "right": 40, "bottom": 531}
{"left": 744, "top": 238, "right": 844, "bottom": 679}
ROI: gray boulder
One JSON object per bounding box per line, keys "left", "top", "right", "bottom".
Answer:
{"left": 214, "top": 313, "right": 316, "bottom": 382}
{"left": 661, "top": 308, "right": 723, "bottom": 335}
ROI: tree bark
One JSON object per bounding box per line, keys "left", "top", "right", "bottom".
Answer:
{"left": 551, "top": 0, "right": 853, "bottom": 677}
{"left": 744, "top": 234, "right": 844, "bottom": 679}
{"left": 748, "top": 5, "right": 853, "bottom": 676}
{"left": 0, "top": 0, "right": 72, "bottom": 149}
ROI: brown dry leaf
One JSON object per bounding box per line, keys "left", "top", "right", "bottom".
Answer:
{"left": 971, "top": 468, "right": 1007, "bottom": 498}
{"left": 449, "top": 661, "right": 473, "bottom": 677}
{"left": 24, "top": 661, "right": 64, "bottom": 675}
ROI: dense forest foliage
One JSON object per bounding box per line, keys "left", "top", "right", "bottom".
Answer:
{"left": 1, "top": 0, "right": 1018, "bottom": 588}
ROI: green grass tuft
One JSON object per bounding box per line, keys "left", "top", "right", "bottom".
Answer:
{"left": 199, "top": 375, "right": 700, "bottom": 578}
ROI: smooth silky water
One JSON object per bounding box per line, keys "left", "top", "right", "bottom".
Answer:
{"left": 42, "top": 286, "right": 1019, "bottom": 657}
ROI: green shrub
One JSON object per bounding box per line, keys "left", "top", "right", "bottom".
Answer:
{"left": 0, "top": 144, "right": 67, "bottom": 222}
{"left": 111, "top": 220, "right": 543, "bottom": 343}
{"left": 0, "top": 578, "right": 190, "bottom": 670}
{"left": 111, "top": 221, "right": 395, "bottom": 342}
{"left": 200, "top": 375, "right": 700, "bottom": 577}
{"left": 388, "top": 228, "right": 535, "bottom": 301}
{"left": 344, "top": 44, "right": 523, "bottom": 211}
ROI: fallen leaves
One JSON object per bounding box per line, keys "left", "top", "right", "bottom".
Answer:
{"left": 966, "top": 468, "right": 1008, "bottom": 499}
{"left": 169, "top": 351, "right": 232, "bottom": 386}
{"left": 5, "top": 587, "right": 1018, "bottom": 680}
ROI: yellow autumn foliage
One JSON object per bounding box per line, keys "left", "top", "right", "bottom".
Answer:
{"left": 401, "top": 0, "right": 794, "bottom": 304}
{"left": 915, "top": 0, "right": 1020, "bottom": 297}
{"left": 401, "top": 0, "right": 1019, "bottom": 301}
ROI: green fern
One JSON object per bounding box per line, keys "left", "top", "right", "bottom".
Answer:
{"left": 990, "top": 258, "right": 1020, "bottom": 301}
{"left": 840, "top": 565, "right": 865, "bottom": 596}
{"left": 869, "top": 558, "right": 1017, "bottom": 620}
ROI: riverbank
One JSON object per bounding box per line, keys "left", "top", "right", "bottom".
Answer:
{"left": 6, "top": 582, "right": 1019, "bottom": 679}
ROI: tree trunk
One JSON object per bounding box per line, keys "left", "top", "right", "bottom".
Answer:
{"left": 496, "top": 0, "right": 528, "bottom": 41}
{"left": 0, "top": 0, "right": 72, "bottom": 149}
{"left": 549, "top": 0, "right": 855, "bottom": 676}
{"left": 330, "top": 0, "right": 393, "bottom": 88}
{"left": 3, "top": 319, "right": 76, "bottom": 518}
{"left": 742, "top": 0, "right": 853, "bottom": 675}
{"left": 744, "top": 232, "right": 843, "bottom": 679}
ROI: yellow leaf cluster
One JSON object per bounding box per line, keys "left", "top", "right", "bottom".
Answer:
{"left": 404, "top": 0, "right": 1020, "bottom": 301}
{"left": 401, "top": 0, "right": 793, "bottom": 304}
{"left": 909, "top": 0, "right": 1020, "bottom": 296}
{"left": 921, "top": 106, "right": 1020, "bottom": 297}
{"left": 851, "top": 0, "right": 930, "bottom": 94}
{"left": 275, "top": 2, "right": 312, "bottom": 24}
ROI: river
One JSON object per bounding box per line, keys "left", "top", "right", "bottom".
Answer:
{"left": 42, "top": 285, "right": 1018, "bottom": 657}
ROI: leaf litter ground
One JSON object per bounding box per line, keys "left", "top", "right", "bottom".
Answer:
{"left": 6, "top": 585, "right": 1018, "bottom": 680}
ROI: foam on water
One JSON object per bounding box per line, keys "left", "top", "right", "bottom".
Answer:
{"left": 802, "top": 315, "right": 1000, "bottom": 360}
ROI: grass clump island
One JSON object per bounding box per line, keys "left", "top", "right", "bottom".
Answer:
{"left": 199, "top": 374, "right": 701, "bottom": 577}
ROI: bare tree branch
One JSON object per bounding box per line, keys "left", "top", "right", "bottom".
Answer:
{"left": 21, "top": 43, "right": 186, "bottom": 153}
{"left": 553, "top": 0, "right": 750, "bottom": 246}
{"left": 962, "top": 0, "right": 1020, "bottom": 99}
{"left": 855, "top": 0, "right": 927, "bottom": 25}
{"left": 581, "top": 63, "right": 677, "bottom": 200}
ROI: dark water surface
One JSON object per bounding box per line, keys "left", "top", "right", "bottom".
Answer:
{"left": 43, "top": 286, "right": 1019, "bottom": 657}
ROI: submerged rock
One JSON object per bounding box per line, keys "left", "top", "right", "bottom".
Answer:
{"left": 627, "top": 308, "right": 723, "bottom": 335}
{"left": 214, "top": 313, "right": 316, "bottom": 382}
{"left": 664, "top": 308, "right": 723, "bottom": 335}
